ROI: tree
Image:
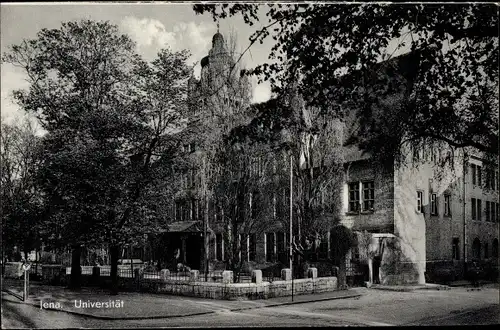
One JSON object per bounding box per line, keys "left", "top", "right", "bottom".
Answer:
{"left": 229, "top": 86, "right": 348, "bottom": 282}
{"left": 2, "top": 20, "right": 190, "bottom": 293}
{"left": 193, "top": 4, "right": 499, "bottom": 161}
{"left": 1, "top": 118, "right": 44, "bottom": 262}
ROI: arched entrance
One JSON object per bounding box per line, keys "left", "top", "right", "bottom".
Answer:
{"left": 492, "top": 239, "right": 498, "bottom": 259}
{"left": 472, "top": 238, "right": 481, "bottom": 260}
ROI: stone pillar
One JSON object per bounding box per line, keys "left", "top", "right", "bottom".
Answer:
{"left": 252, "top": 270, "right": 262, "bottom": 284}
{"left": 307, "top": 267, "right": 318, "bottom": 279}
{"left": 281, "top": 268, "right": 292, "bottom": 281}
{"left": 160, "top": 269, "right": 170, "bottom": 282}
{"left": 190, "top": 270, "right": 199, "bottom": 282}
{"left": 222, "top": 270, "right": 233, "bottom": 284}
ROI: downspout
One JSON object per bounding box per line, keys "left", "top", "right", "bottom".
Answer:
{"left": 463, "top": 151, "right": 467, "bottom": 277}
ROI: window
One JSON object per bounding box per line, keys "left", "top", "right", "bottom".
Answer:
{"left": 265, "top": 232, "right": 275, "bottom": 262}
{"left": 493, "top": 239, "right": 499, "bottom": 258}
{"left": 251, "top": 156, "right": 264, "bottom": 177}
{"left": 198, "top": 200, "right": 204, "bottom": 221}
{"left": 430, "top": 147, "right": 436, "bottom": 163}
{"left": 452, "top": 238, "right": 460, "bottom": 260}
{"left": 362, "top": 181, "right": 375, "bottom": 211}
{"left": 477, "top": 199, "right": 482, "bottom": 221}
{"left": 237, "top": 234, "right": 245, "bottom": 263}
{"left": 213, "top": 201, "right": 223, "bottom": 222}
{"left": 352, "top": 246, "right": 360, "bottom": 261}
{"left": 496, "top": 171, "right": 499, "bottom": 191}
{"left": 413, "top": 146, "right": 420, "bottom": 162}
{"left": 272, "top": 193, "right": 277, "bottom": 218}
{"left": 175, "top": 200, "right": 189, "bottom": 221}
{"left": 188, "top": 169, "right": 196, "bottom": 188}
{"left": 276, "top": 232, "right": 286, "bottom": 262}
{"left": 493, "top": 170, "right": 497, "bottom": 190}
{"left": 251, "top": 191, "right": 259, "bottom": 219}
{"left": 471, "top": 164, "right": 476, "bottom": 185}
{"left": 190, "top": 199, "right": 197, "bottom": 220}
{"left": 471, "top": 198, "right": 477, "bottom": 220}
{"left": 348, "top": 182, "right": 360, "bottom": 212}
{"left": 477, "top": 166, "right": 482, "bottom": 186}
{"left": 216, "top": 233, "right": 223, "bottom": 261}
{"left": 248, "top": 234, "right": 256, "bottom": 261}
{"left": 491, "top": 202, "right": 496, "bottom": 223}
{"left": 486, "top": 201, "right": 490, "bottom": 221}
{"left": 431, "top": 194, "right": 438, "bottom": 215}
{"left": 444, "top": 195, "right": 451, "bottom": 216}
{"left": 497, "top": 203, "right": 499, "bottom": 223}
{"left": 417, "top": 191, "right": 424, "bottom": 213}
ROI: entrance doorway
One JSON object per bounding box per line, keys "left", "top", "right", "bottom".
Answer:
{"left": 372, "top": 256, "right": 381, "bottom": 284}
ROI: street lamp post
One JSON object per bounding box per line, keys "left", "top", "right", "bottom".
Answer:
{"left": 289, "top": 153, "right": 294, "bottom": 302}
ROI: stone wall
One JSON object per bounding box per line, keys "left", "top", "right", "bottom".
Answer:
{"left": 341, "top": 161, "right": 395, "bottom": 233}
{"left": 139, "top": 276, "right": 338, "bottom": 300}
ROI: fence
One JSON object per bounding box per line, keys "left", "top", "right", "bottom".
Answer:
{"left": 262, "top": 269, "right": 282, "bottom": 283}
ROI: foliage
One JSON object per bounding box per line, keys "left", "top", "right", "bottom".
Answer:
{"left": 2, "top": 20, "right": 190, "bottom": 291}
{"left": 227, "top": 83, "right": 345, "bottom": 263}
{"left": 1, "top": 118, "right": 44, "bottom": 259}
{"left": 194, "top": 4, "right": 499, "bottom": 161}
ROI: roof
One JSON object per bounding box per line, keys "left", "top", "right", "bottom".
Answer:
{"left": 165, "top": 221, "right": 213, "bottom": 234}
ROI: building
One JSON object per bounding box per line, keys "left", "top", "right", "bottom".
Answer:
{"left": 160, "top": 31, "right": 499, "bottom": 284}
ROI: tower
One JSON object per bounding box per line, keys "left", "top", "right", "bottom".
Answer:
{"left": 187, "top": 30, "right": 252, "bottom": 122}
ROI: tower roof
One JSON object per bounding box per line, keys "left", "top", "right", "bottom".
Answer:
{"left": 211, "top": 31, "right": 225, "bottom": 50}
{"left": 212, "top": 32, "right": 224, "bottom": 44}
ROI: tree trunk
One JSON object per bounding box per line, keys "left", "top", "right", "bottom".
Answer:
{"left": 110, "top": 244, "right": 120, "bottom": 295}
{"left": 69, "top": 244, "right": 82, "bottom": 290}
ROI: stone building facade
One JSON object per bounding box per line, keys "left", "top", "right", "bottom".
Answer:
{"left": 163, "top": 31, "right": 499, "bottom": 284}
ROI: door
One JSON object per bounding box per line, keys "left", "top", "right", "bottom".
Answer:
{"left": 186, "top": 235, "right": 202, "bottom": 270}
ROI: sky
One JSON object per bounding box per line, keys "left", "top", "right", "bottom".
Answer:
{"left": 0, "top": 2, "right": 275, "bottom": 125}
{"left": 0, "top": 2, "right": 416, "bottom": 128}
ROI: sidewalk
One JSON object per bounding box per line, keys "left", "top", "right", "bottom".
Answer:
{"left": 447, "top": 280, "right": 496, "bottom": 287}
{"left": 370, "top": 283, "right": 451, "bottom": 292}
{"left": 370, "top": 280, "right": 498, "bottom": 292}
{"left": 2, "top": 281, "right": 363, "bottom": 320}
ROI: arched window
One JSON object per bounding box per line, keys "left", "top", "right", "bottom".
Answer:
{"left": 493, "top": 239, "right": 498, "bottom": 259}
{"left": 472, "top": 238, "right": 481, "bottom": 260}
{"left": 452, "top": 238, "right": 460, "bottom": 260}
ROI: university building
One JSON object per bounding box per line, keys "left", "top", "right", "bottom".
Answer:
{"left": 160, "top": 31, "right": 499, "bottom": 284}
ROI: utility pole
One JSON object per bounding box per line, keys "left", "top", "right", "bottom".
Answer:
{"left": 289, "top": 153, "right": 294, "bottom": 302}
{"left": 203, "top": 157, "right": 209, "bottom": 281}
{"left": 463, "top": 151, "right": 468, "bottom": 276}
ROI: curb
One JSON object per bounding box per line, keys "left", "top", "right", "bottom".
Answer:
{"left": 370, "top": 285, "right": 451, "bottom": 292}
{"left": 2, "top": 289, "right": 363, "bottom": 321}
{"left": 232, "top": 293, "right": 363, "bottom": 312}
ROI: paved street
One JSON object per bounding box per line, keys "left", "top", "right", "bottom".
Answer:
{"left": 2, "top": 285, "right": 498, "bottom": 328}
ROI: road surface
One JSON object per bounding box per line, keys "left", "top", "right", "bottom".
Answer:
{"left": 2, "top": 286, "right": 499, "bottom": 328}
